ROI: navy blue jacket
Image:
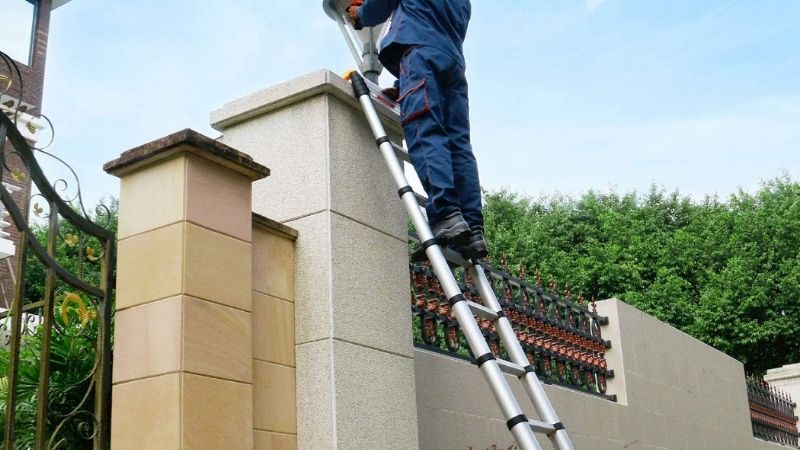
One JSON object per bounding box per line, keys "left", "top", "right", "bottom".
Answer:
{"left": 358, "top": 0, "right": 471, "bottom": 76}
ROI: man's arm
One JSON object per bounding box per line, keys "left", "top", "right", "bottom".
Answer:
{"left": 353, "top": 0, "right": 399, "bottom": 27}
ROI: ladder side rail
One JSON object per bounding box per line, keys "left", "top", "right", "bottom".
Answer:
{"left": 468, "top": 264, "right": 576, "bottom": 450}
{"left": 351, "top": 73, "right": 544, "bottom": 450}
{"left": 331, "top": 12, "right": 366, "bottom": 70}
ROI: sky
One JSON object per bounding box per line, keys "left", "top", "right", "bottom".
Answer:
{"left": 29, "top": 0, "right": 800, "bottom": 206}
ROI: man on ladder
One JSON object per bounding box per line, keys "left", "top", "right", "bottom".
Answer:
{"left": 347, "top": 0, "right": 489, "bottom": 261}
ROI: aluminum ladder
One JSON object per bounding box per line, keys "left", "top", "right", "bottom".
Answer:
{"left": 348, "top": 71, "right": 577, "bottom": 450}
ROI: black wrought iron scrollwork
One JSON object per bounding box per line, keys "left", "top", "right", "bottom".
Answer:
{"left": 408, "top": 234, "right": 616, "bottom": 402}
{"left": 0, "top": 50, "right": 114, "bottom": 450}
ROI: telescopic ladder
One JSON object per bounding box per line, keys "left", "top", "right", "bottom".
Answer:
{"left": 347, "top": 71, "right": 577, "bottom": 450}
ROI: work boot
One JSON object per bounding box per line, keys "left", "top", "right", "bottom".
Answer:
{"left": 431, "top": 212, "right": 471, "bottom": 246}
{"left": 459, "top": 228, "right": 489, "bottom": 261}
{"left": 409, "top": 213, "right": 470, "bottom": 262}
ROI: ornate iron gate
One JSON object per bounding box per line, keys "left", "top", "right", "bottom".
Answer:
{"left": 0, "top": 52, "right": 114, "bottom": 450}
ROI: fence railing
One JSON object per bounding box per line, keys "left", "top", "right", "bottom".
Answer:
{"left": 409, "top": 238, "right": 615, "bottom": 401}
{"left": 747, "top": 375, "right": 799, "bottom": 448}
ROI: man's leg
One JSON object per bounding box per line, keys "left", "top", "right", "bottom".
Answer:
{"left": 444, "top": 65, "right": 483, "bottom": 231}
{"left": 443, "top": 62, "right": 488, "bottom": 259}
{"left": 399, "top": 46, "right": 469, "bottom": 242}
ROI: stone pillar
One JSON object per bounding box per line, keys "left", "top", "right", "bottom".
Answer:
{"left": 211, "top": 70, "right": 419, "bottom": 450}
{"left": 766, "top": 363, "right": 800, "bottom": 420}
{"left": 104, "top": 129, "right": 269, "bottom": 450}
{"left": 252, "top": 214, "right": 299, "bottom": 449}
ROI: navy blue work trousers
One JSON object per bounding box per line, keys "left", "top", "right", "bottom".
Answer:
{"left": 397, "top": 45, "right": 483, "bottom": 230}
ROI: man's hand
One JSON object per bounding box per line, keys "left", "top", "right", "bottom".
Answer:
{"left": 382, "top": 87, "right": 399, "bottom": 102}
{"left": 347, "top": 0, "right": 363, "bottom": 22}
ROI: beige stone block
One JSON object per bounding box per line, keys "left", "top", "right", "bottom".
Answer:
{"left": 111, "top": 373, "right": 181, "bottom": 450}
{"left": 183, "top": 373, "right": 253, "bottom": 450}
{"left": 184, "top": 296, "right": 252, "bottom": 382}
{"left": 254, "top": 431, "right": 297, "bottom": 450}
{"left": 118, "top": 155, "right": 186, "bottom": 239}
{"left": 253, "top": 360, "right": 297, "bottom": 434}
{"left": 116, "top": 222, "right": 184, "bottom": 310}
{"left": 186, "top": 154, "right": 252, "bottom": 242}
{"left": 253, "top": 292, "right": 295, "bottom": 367}
{"left": 288, "top": 212, "right": 333, "bottom": 345}
{"left": 253, "top": 227, "right": 295, "bottom": 301}
{"left": 184, "top": 222, "right": 252, "bottom": 311}
{"left": 296, "top": 340, "right": 334, "bottom": 450}
{"left": 113, "top": 296, "right": 182, "bottom": 383}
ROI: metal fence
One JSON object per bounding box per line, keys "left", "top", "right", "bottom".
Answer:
{"left": 0, "top": 51, "right": 115, "bottom": 450}
{"left": 409, "top": 238, "right": 615, "bottom": 401}
{"left": 748, "top": 375, "right": 800, "bottom": 448}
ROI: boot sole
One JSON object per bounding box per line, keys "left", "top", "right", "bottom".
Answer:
{"left": 462, "top": 241, "right": 489, "bottom": 260}
{"left": 434, "top": 221, "right": 471, "bottom": 246}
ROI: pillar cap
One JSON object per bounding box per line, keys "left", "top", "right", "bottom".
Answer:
{"left": 103, "top": 128, "right": 270, "bottom": 180}
{"left": 210, "top": 69, "right": 401, "bottom": 135}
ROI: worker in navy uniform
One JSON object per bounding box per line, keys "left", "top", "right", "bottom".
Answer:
{"left": 348, "top": 0, "right": 488, "bottom": 260}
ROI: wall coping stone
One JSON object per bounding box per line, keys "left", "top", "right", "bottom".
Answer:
{"left": 252, "top": 212, "right": 298, "bottom": 241}
{"left": 766, "top": 363, "right": 800, "bottom": 381}
{"left": 104, "top": 128, "right": 270, "bottom": 180}
{"left": 209, "top": 69, "right": 402, "bottom": 135}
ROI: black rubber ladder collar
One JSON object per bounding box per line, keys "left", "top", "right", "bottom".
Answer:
{"left": 350, "top": 71, "right": 369, "bottom": 98}
{"left": 547, "top": 422, "right": 566, "bottom": 437}
{"left": 448, "top": 293, "right": 467, "bottom": 308}
{"left": 506, "top": 414, "right": 529, "bottom": 431}
{"left": 473, "top": 352, "right": 496, "bottom": 368}
{"left": 397, "top": 185, "right": 414, "bottom": 199}
{"left": 519, "top": 364, "right": 536, "bottom": 379}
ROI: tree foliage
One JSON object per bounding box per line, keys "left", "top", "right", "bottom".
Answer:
{"left": 0, "top": 199, "right": 116, "bottom": 448}
{"left": 483, "top": 177, "right": 800, "bottom": 373}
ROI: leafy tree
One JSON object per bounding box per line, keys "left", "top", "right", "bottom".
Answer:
{"left": 482, "top": 177, "right": 800, "bottom": 373}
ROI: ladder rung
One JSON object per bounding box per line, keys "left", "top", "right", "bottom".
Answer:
{"left": 496, "top": 358, "right": 525, "bottom": 377}
{"left": 467, "top": 300, "right": 498, "bottom": 321}
{"left": 390, "top": 140, "right": 410, "bottom": 164}
{"left": 388, "top": 143, "right": 428, "bottom": 207}
{"left": 527, "top": 419, "right": 556, "bottom": 434}
{"left": 415, "top": 192, "right": 427, "bottom": 207}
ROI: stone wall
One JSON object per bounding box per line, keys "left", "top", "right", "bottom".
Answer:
{"left": 417, "top": 298, "right": 786, "bottom": 450}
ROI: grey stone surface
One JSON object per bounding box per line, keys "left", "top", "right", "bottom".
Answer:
{"left": 211, "top": 70, "right": 402, "bottom": 137}
{"left": 296, "top": 339, "right": 334, "bottom": 450}
{"left": 220, "top": 94, "right": 330, "bottom": 223}
{"left": 415, "top": 299, "right": 778, "bottom": 450}
{"left": 215, "top": 71, "right": 418, "bottom": 449}
{"left": 213, "top": 69, "right": 406, "bottom": 240}
{"left": 327, "top": 95, "right": 407, "bottom": 241}
{"left": 286, "top": 211, "right": 333, "bottom": 345}
{"left": 332, "top": 340, "right": 418, "bottom": 450}
{"left": 330, "top": 212, "right": 412, "bottom": 357}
